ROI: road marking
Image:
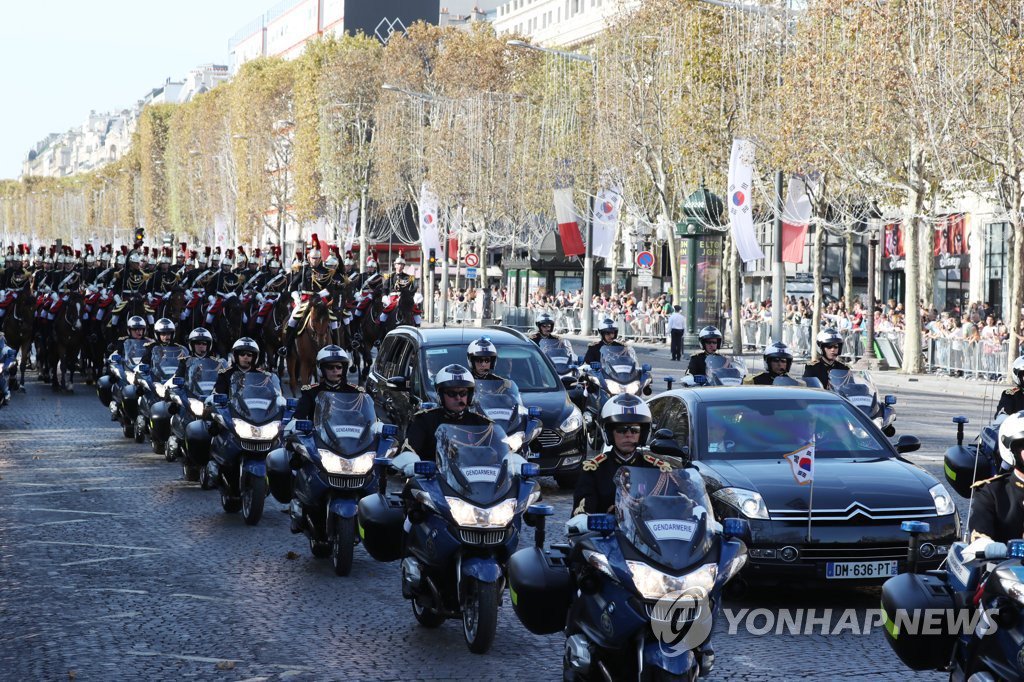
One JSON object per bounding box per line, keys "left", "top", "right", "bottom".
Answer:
{"left": 60, "top": 552, "right": 163, "bottom": 567}
{"left": 6, "top": 482, "right": 63, "bottom": 487}
{"left": 81, "top": 588, "right": 149, "bottom": 595}
{"left": 170, "top": 593, "right": 232, "bottom": 602}
{"left": 25, "top": 540, "right": 163, "bottom": 551}
{"left": 2, "top": 506, "right": 124, "bottom": 516}
{"left": 1, "top": 519, "right": 92, "bottom": 531}
{"left": 10, "top": 490, "right": 77, "bottom": 497}
{"left": 126, "top": 651, "right": 243, "bottom": 665}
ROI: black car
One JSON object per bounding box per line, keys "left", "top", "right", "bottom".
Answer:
{"left": 648, "top": 385, "right": 960, "bottom": 584}
{"left": 366, "top": 326, "right": 586, "bottom": 487}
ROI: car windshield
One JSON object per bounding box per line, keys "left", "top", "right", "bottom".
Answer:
{"left": 186, "top": 357, "right": 226, "bottom": 397}
{"left": 229, "top": 371, "right": 283, "bottom": 424}
{"left": 705, "top": 355, "right": 746, "bottom": 386}
{"left": 150, "top": 345, "right": 188, "bottom": 380}
{"left": 424, "top": 343, "right": 560, "bottom": 393}
{"left": 600, "top": 345, "right": 640, "bottom": 383}
{"left": 471, "top": 378, "right": 523, "bottom": 432}
{"left": 314, "top": 392, "right": 376, "bottom": 455}
{"left": 614, "top": 466, "right": 717, "bottom": 571}
{"left": 697, "top": 398, "right": 888, "bottom": 460}
{"left": 436, "top": 424, "right": 512, "bottom": 505}
{"left": 539, "top": 338, "right": 574, "bottom": 372}
{"left": 829, "top": 369, "right": 878, "bottom": 413}
{"left": 123, "top": 339, "right": 147, "bottom": 366}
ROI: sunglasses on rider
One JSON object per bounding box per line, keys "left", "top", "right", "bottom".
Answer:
{"left": 822, "top": 344, "right": 840, "bottom": 350}
{"left": 237, "top": 351, "right": 256, "bottom": 358}
{"left": 613, "top": 425, "right": 642, "bottom": 435}
{"left": 324, "top": 364, "right": 345, "bottom": 371}
{"left": 472, "top": 357, "right": 493, "bottom": 364}
{"left": 444, "top": 390, "right": 470, "bottom": 399}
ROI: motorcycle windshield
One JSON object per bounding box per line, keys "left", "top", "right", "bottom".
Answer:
{"left": 186, "top": 357, "right": 226, "bottom": 397}
{"left": 539, "top": 338, "right": 574, "bottom": 373}
{"left": 229, "top": 372, "right": 283, "bottom": 424}
{"left": 614, "top": 466, "right": 716, "bottom": 571}
{"left": 123, "top": 339, "right": 147, "bottom": 366}
{"left": 436, "top": 424, "right": 512, "bottom": 504}
{"left": 150, "top": 345, "right": 188, "bottom": 381}
{"left": 829, "top": 369, "right": 877, "bottom": 413}
{"left": 313, "top": 392, "right": 376, "bottom": 455}
{"left": 706, "top": 355, "right": 746, "bottom": 386}
{"left": 471, "top": 379, "right": 522, "bottom": 430}
{"left": 600, "top": 345, "right": 640, "bottom": 384}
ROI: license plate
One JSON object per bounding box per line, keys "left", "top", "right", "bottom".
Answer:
{"left": 527, "top": 451, "right": 541, "bottom": 459}
{"left": 826, "top": 560, "right": 898, "bottom": 579}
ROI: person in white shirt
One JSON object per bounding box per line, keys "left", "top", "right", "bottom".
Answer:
{"left": 668, "top": 305, "right": 686, "bottom": 361}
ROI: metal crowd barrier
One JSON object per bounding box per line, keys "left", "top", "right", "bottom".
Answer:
{"left": 926, "top": 337, "right": 1008, "bottom": 380}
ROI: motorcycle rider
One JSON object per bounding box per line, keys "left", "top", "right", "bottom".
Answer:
{"left": 994, "top": 356, "right": 1024, "bottom": 418}
{"left": 381, "top": 255, "right": 422, "bottom": 326}
{"left": 751, "top": 341, "right": 793, "bottom": 385}
{"left": 203, "top": 250, "right": 243, "bottom": 326}
{"left": 292, "top": 345, "right": 362, "bottom": 421}
{"left": 686, "top": 326, "right": 724, "bottom": 378}
{"left": 213, "top": 337, "right": 267, "bottom": 395}
{"left": 528, "top": 312, "right": 560, "bottom": 344}
{"left": 280, "top": 240, "right": 337, "bottom": 356}
{"left": 174, "top": 327, "right": 218, "bottom": 378}
{"left": 583, "top": 318, "right": 625, "bottom": 366}
{"left": 141, "top": 318, "right": 185, "bottom": 367}
{"left": 570, "top": 394, "right": 669, "bottom": 517}
{"left": 802, "top": 328, "right": 850, "bottom": 389}
{"left": 968, "top": 413, "right": 1024, "bottom": 543}
{"left": 106, "top": 315, "right": 153, "bottom": 358}
{"left": 391, "top": 364, "right": 494, "bottom": 472}
{"left": 467, "top": 337, "right": 508, "bottom": 382}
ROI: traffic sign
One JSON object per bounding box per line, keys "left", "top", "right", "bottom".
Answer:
{"left": 464, "top": 253, "right": 480, "bottom": 267}
{"left": 636, "top": 251, "right": 655, "bottom": 268}
{"left": 637, "top": 269, "right": 653, "bottom": 287}
{"left": 465, "top": 267, "right": 478, "bottom": 279}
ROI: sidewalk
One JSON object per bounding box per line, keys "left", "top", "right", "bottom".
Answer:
{"left": 562, "top": 333, "right": 1011, "bottom": 400}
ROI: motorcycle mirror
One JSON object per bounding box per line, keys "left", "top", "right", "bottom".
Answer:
{"left": 590, "top": 362, "right": 601, "bottom": 371}
{"left": 568, "top": 364, "right": 578, "bottom": 371}
{"left": 587, "top": 514, "right": 616, "bottom": 534}
{"left": 139, "top": 364, "right": 151, "bottom": 374}
{"left": 386, "top": 376, "right": 408, "bottom": 391}
{"left": 212, "top": 393, "right": 228, "bottom": 407}
{"left": 894, "top": 435, "right": 921, "bottom": 454}
{"left": 885, "top": 395, "right": 897, "bottom": 406}
{"left": 653, "top": 428, "right": 674, "bottom": 440}
{"left": 110, "top": 353, "right": 122, "bottom": 363}
{"left": 528, "top": 406, "right": 541, "bottom": 418}
{"left": 560, "top": 375, "right": 577, "bottom": 389}
{"left": 172, "top": 377, "right": 185, "bottom": 387}
{"left": 520, "top": 463, "right": 540, "bottom": 478}
{"left": 641, "top": 363, "right": 651, "bottom": 372}
{"left": 286, "top": 397, "right": 298, "bottom": 410}
{"left": 414, "top": 461, "right": 437, "bottom": 477}
{"left": 381, "top": 424, "right": 398, "bottom": 437}
{"left": 421, "top": 402, "right": 437, "bottom": 411}
{"left": 294, "top": 419, "right": 314, "bottom": 434}
{"left": 651, "top": 439, "right": 689, "bottom": 461}
{"left": 723, "top": 518, "right": 751, "bottom": 543}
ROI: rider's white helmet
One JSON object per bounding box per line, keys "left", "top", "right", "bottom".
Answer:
{"left": 998, "top": 412, "right": 1024, "bottom": 470}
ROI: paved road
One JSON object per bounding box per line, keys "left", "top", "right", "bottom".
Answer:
{"left": 0, "top": 353, "right": 987, "bottom": 680}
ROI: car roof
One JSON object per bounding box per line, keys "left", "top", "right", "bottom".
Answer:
{"left": 388, "top": 325, "right": 533, "bottom": 347}
{"left": 657, "top": 385, "right": 841, "bottom": 404}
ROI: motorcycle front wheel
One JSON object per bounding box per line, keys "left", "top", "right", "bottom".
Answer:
{"left": 241, "top": 473, "right": 266, "bottom": 526}
{"left": 462, "top": 577, "right": 499, "bottom": 654}
{"left": 220, "top": 486, "right": 242, "bottom": 513}
{"left": 331, "top": 516, "right": 356, "bottom": 576}
{"left": 134, "top": 415, "right": 146, "bottom": 444}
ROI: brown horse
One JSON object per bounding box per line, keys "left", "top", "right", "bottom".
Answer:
{"left": 48, "top": 291, "right": 84, "bottom": 392}
{"left": 212, "top": 294, "right": 245, "bottom": 358}
{"left": 2, "top": 283, "right": 34, "bottom": 389}
{"left": 155, "top": 288, "right": 186, "bottom": 326}
{"left": 259, "top": 294, "right": 291, "bottom": 365}
{"left": 288, "top": 295, "right": 332, "bottom": 396}
{"left": 176, "top": 289, "right": 206, "bottom": 345}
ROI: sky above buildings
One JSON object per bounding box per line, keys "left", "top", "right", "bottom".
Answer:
{"left": 0, "top": 0, "right": 266, "bottom": 180}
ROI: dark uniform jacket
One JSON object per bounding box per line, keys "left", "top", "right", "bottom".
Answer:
{"left": 205, "top": 270, "right": 243, "bottom": 297}
{"left": 145, "top": 269, "right": 180, "bottom": 295}
{"left": 996, "top": 387, "right": 1024, "bottom": 418}
{"left": 802, "top": 359, "right": 850, "bottom": 389}
{"left": 969, "top": 472, "right": 1024, "bottom": 543}
{"left": 213, "top": 365, "right": 269, "bottom": 396}
{"left": 32, "top": 268, "right": 55, "bottom": 293}
{"left": 106, "top": 335, "right": 154, "bottom": 359}
{"left": 289, "top": 265, "right": 334, "bottom": 295}
{"left": 686, "top": 351, "right": 721, "bottom": 378}
{"left": 572, "top": 449, "right": 668, "bottom": 515}
{"left": 403, "top": 407, "right": 492, "bottom": 464}
{"left": 294, "top": 381, "right": 362, "bottom": 421}
{"left": 751, "top": 372, "right": 785, "bottom": 385}
{"left": 0, "top": 265, "right": 30, "bottom": 290}
{"left": 583, "top": 339, "right": 625, "bottom": 367}
{"left": 528, "top": 332, "right": 561, "bottom": 344}
{"left": 384, "top": 272, "right": 417, "bottom": 294}
{"left": 115, "top": 267, "right": 148, "bottom": 296}
{"left": 174, "top": 353, "right": 222, "bottom": 379}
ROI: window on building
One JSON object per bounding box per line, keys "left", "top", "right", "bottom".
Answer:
{"left": 985, "top": 221, "right": 1009, "bottom": 317}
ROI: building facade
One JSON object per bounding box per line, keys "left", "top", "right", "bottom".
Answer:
{"left": 491, "top": 0, "right": 636, "bottom": 46}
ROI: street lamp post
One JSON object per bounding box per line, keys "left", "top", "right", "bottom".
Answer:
{"left": 506, "top": 40, "right": 597, "bottom": 337}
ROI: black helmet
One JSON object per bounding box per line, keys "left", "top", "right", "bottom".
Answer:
{"left": 231, "top": 337, "right": 260, "bottom": 364}
{"left": 763, "top": 341, "right": 793, "bottom": 374}
{"left": 816, "top": 328, "right": 844, "bottom": 353}
{"left": 600, "top": 394, "right": 652, "bottom": 446}
{"left": 187, "top": 327, "right": 214, "bottom": 354}
{"left": 698, "top": 326, "right": 723, "bottom": 351}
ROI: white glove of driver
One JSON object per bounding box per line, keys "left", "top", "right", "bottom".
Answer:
{"left": 391, "top": 450, "right": 420, "bottom": 477}
{"left": 566, "top": 514, "right": 589, "bottom": 535}
{"left": 508, "top": 453, "right": 527, "bottom": 476}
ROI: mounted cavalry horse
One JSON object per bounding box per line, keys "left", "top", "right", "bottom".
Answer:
{"left": 348, "top": 282, "right": 414, "bottom": 381}
{"left": 1, "top": 282, "right": 34, "bottom": 389}
{"left": 48, "top": 290, "right": 85, "bottom": 392}
{"left": 288, "top": 293, "right": 334, "bottom": 395}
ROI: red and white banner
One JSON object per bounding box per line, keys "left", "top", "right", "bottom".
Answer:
{"left": 727, "top": 139, "right": 764, "bottom": 263}
{"left": 591, "top": 186, "right": 621, "bottom": 260}
{"left": 418, "top": 183, "right": 441, "bottom": 261}
{"left": 553, "top": 188, "right": 585, "bottom": 258}
{"left": 342, "top": 200, "right": 359, "bottom": 254}
{"left": 781, "top": 176, "right": 814, "bottom": 264}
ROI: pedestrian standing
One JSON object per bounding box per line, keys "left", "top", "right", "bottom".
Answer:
{"left": 668, "top": 305, "right": 686, "bottom": 361}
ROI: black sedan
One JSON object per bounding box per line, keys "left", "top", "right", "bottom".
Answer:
{"left": 648, "top": 385, "right": 960, "bottom": 584}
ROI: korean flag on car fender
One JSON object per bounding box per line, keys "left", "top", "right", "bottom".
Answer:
{"left": 783, "top": 441, "right": 815, "bottom": 486}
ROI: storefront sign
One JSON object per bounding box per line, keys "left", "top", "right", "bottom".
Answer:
{"left": 888, "top": 256, "right": 906, "bottom": 271}
{"left": 938, "top": 254, "right": 965, "bottom": 269}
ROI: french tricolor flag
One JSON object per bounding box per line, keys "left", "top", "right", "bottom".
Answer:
{"left": 553, "top": 188, "right": 586, "bottom": 258}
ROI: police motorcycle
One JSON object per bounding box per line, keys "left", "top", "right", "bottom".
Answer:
{"left": 829, "top": 368, "right": 897, "bottom": 437}
{"left": 206, "top": 372, "right": 293, "bottom": 525}
{"left": 134, "top": 344, "right": 188, "bottom": 453}
{"left": 704, "top": 354, "right": 747, "bottom": 386}
{"left": 0, "top": 333, "right": 16, "bottom": 408}
{"left": 167, "top": 356, "right": 227, "bottom": 483}
{"left": 359, "top": 423, "right": 542, "bottom": 654}
{"left": 582, "top": 346, "right": 652, "bottom": 452}
{"left": 508, "top": 454, "right": 749, "bottom": 680}
{"left": 540, "top": 337, "right": 584, "bottom": 406}
{"left": 265, "top": 391, "right": 399, "bottom": 576}
{"left": 99, "top": 338, "right": 148, "bottom": 439}
{"left": 470, "top": 378, "right": 543, "bottom": 457}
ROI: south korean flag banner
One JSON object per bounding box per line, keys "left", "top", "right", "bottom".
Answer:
{"left": 591, "top": 186, "right": 621, "bottom": 260}
{"left": 783, "top": 441, "right": 815, "bottom": 486}
{"left": 727, "top": 139, "right": 765, "bottom": 263}
{"left": 418, "top": 183, "right": 442, "bottom": 260}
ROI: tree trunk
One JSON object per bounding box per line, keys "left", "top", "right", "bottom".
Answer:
{"left": 919, "top": 212, "right": 935, "bottom": 315}
{"left": 609, "top": 222, "right": 620, "bottom": 296}
{"left": 722, "top": 232, "right": 732, "bottom": 320}
{"left": 902, "top": 182, "right": 925, "bottom": 374}
{"left": 844, "top": 231, "right": 855, "bottom": 306}
{"left": 811, "top": 221, "right": 825, "bottom": 362}
{"left": 667, "top": 234, "right": 680, "bottom": 306}
{"left": 1008, "top": 183, "right": 1023, "bottom": 374}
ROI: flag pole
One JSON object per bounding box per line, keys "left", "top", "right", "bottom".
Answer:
{"left": 806, "top": 436, "right": 816, "bottom": 543}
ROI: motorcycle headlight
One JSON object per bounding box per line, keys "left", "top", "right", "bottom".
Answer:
{"left": 126, "top": 370, "right": 136, "bottom": 384}
{"left": 155, "top": 383, "right": 167, "bottom": 399}
{"left": 712, "top": 488, "right": 770, "bottom": 520}
{"left": 188, "top": 398, "right": 205, "bottom": 416}
{"left": 583, "top": 549, "right": 615, "bottom": 579}
{"left": 872, "top": 416, "right": 884, "bottom": 430}
{"left": 321, "top": 451, "right": 375, "bottom": 475}
{"left": 627, "top": 561, "right": 718, "bottom": 601}
{"left": 504, "top": 432, "right": 526, "bottom": 452}
{"left": 929, "top": 483, "right": 955, "bottom": 516}
{"left": 560, "top": 407, "right": 583, "bottom": 433}
{"left": 235, "top": 419, "right": 280, "bottom": 441}
{"left": 445, "top": 497, "right": 517, "bottom": 528}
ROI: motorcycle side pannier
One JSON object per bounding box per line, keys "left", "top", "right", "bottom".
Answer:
{"left": 880, "top": 572, "right": 957, "bottom": 671}
{"left": 357, "top": 492, "right": 404, "bottom": 562}
{"left": 944, "top": 444, "right": 993, "bottom": 499}
{"left": 508, "top": 546, "right": 572, "bottom": 635}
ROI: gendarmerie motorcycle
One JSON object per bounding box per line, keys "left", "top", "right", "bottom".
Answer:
{"left": 470, "top": 378, "right": 542, "bottom": 456}
{"left": 165, "top": 356, "right": 226, "bottom": 483}
{"left": 829, "top": 369, "right": 897, "bottom": 436}
{"left": 539, "top": 337, "right": 583, "bottom": 409}
{"left": 582, "top": 345, "right": 652, "bottom": 452}
{"left": 134, "top": 345, "right": 188, "bottom": 453}
{"left": 99, "top": 339, "right": 147, "bottom": 439}
{"left": 206, "top": 372, "right": 293, "bottom": 525}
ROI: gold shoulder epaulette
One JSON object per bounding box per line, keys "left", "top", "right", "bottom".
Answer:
{"left": 642, "top": 453, "right": 674, "bottom": 472}
{"left": 582, "top": 453, "right": 607, "bottom": 471}
{"left": 971, "top": 473, "right": 1010, "bottom": 489}
{"left": 301, "top": 384, "right": 317, "bottom": 391}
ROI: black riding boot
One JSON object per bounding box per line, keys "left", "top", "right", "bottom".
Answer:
{"left": 279, "top": 325, "right": 297, "bottom": 357}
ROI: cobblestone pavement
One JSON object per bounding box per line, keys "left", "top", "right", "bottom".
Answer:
{"left": 0, "top": 359, "right": 978, "bottom": 680}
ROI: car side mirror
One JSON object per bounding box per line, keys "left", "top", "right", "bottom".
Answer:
{"left": 885, "top": 395, "right": 897, "bottom": 406}
{"left": 651, "top": 439, "right": 689, "bottom": 462}
{"left": 895, "top": 435, "right": 921, "bottom": 454}
{"left": 387, "top": 375, "right": 408, "bottom": 391}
